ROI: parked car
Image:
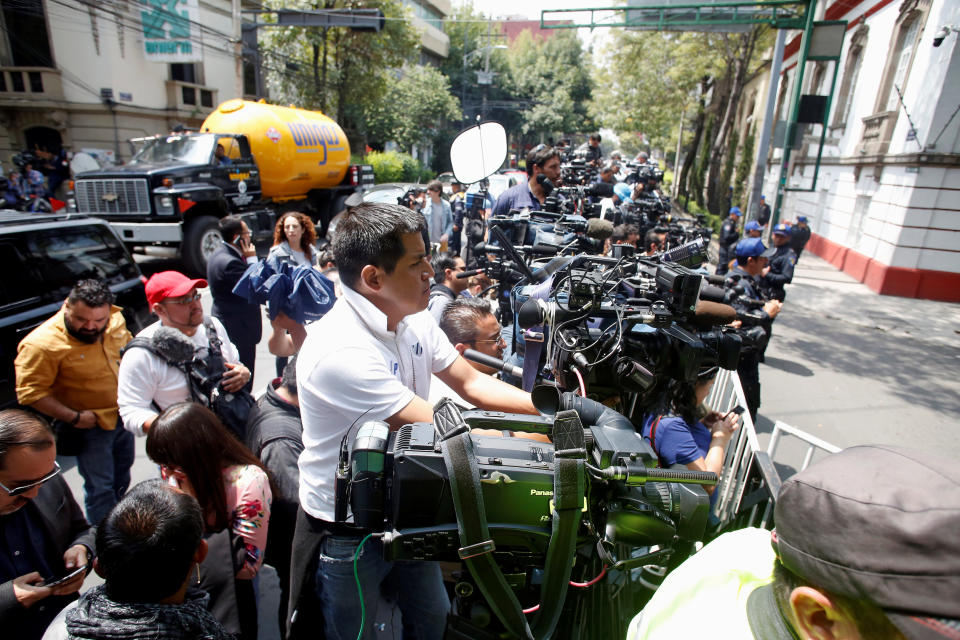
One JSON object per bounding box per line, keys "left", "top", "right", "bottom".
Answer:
{"left": 0, "top": 211, "right": 151, "bottom": 408}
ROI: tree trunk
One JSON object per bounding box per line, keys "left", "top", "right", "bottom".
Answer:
{"left": 705, "top": 29, "right": 760, "bottom": 216}
{"left": 678, "top": 77, "right": 710, "bottom": 203}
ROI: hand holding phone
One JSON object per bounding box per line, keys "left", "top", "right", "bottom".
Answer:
{"left": 721, "top": 406, "right": 745, "bottom": 421}
{"left": 38, "top": 565, "right": 85, "bottom": 587}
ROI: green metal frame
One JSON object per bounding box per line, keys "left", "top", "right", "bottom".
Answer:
{"left": 784, "top": 20, "right": 847, "bottom": 194}
{"left": 540, "top": 2, "right": 809, "bottom": 31}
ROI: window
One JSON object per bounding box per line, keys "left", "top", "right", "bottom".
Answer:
{"left": 0, "top": 0, "right": 53, "bottom": 67}
{"left": 884, "top": 17, "right": 920, "bottom": 111}
{"left": 832, "top": 27, "right": 867, "bottom": 129}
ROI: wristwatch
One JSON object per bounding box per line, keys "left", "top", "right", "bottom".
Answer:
{"left": 69, "top": 410, "right": 81, "bottom": 426}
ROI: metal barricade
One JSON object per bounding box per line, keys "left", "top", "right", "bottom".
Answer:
{"left": 702, "top": 369, "right": 839, "bottom": 533}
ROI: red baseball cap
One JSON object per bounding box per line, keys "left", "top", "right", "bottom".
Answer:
{"left": 144, "top": 270, "right": 207, "bottom": 306}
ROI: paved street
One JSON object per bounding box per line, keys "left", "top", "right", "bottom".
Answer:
{"left": 56, "top": 248, "right": 960, "bottom": 639}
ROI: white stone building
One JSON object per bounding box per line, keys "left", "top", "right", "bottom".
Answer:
{"left": 759, "top": 0, "right": 960, "bottom": 301}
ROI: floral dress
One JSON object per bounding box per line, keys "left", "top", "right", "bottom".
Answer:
{"left": 223, "top": 464, "right": 272, "bottom": 579}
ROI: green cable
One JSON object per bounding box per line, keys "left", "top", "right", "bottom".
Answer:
{"left": 354, "top": 533, "right": 375, "bottom": 640}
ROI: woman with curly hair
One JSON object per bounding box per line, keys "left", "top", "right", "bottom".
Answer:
{"left": 268, "top": 211, "right": 318, "bottom": 268}
{"left": 641, "top": 368, "right": 740, "bottom": 496}
{"left": 146, "top": 402, "right": 273, "bottom": 639}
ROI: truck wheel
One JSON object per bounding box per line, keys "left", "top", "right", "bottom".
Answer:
{"left": 182, "top": 215, "right": 221, "bottom": 276}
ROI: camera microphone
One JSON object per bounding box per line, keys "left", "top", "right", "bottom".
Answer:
{"left": 699, "top": 283, "right": 728, "bottom": 304}
{"left": 586, "top": 218, "right": 615, "bottom": 241}
{"left": 456, "top": 268, "right": 485, "bottom": 279}
{"left": 692, "top": 300, "right": 738, "bottom": 329}
{"left": 529, "top": 254, "right": 575, "bottom": 284}
{"left": 537, "top": 174, "right": 555, "bottom": 197}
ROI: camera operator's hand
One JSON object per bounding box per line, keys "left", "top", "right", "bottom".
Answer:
{"left": 221, "top": 362, "right": 250, "bottom": 392}
{"left": 763, "top": 299, "right": 783, "bottom": 319}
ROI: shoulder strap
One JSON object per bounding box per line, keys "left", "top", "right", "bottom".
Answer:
{"left": 204, "top": 317, "right": 227, "bottom": 376}
{"left": 649, "top": 414, "right": 666, "bottom": 468}
{"left": 120, "top": 335, "right": 203, "bottom": 405}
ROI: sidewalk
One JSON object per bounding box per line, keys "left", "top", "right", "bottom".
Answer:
{"left": 785, "top": 252, "right": 960, "bottom": 349}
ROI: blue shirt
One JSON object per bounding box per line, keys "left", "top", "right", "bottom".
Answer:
{"left": 641, "top": 414, "right": 711, "bottom": 466}
{"left": 492, "top": 180, "right": 541, "bottom": 217}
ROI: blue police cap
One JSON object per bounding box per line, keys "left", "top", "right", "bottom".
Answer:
{"left": 729, "top": 206, "right": 742, "bottom": 217}
{"left": 735, "top": 237, "right": 777, "bottom": 259}
{"left": 797, "top": 215, "right": 808, "bottom": 223}
{"left": 744, "top": 220, "right": 762, "bottom": 232}
{"left": 773, "top": 223, "right": 792, "bottom": 236}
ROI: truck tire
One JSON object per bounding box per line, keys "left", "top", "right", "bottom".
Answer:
{"left": 182, "top": 215, "right": 221, "bottom": 276}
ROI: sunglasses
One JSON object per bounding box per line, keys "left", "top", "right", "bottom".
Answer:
{"left": 0, "top": 461, "right": 61, "bottom": 497}
{"left": 163, "top": 292, "right": 202, "bottom": 305}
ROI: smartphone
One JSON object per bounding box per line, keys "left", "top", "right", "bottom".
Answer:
{"left": 38, "top": 565, "right": 85, "bottom": 587}
{"left": 722, "top": 406, "right": 746, "bottom": 420}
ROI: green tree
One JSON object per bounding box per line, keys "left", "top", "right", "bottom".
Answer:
{"left": 365, "top": 65, "right": 461, "bottom": 152}
{"left": 504, "top": 30, "right": 594, "bottom": 140}
{"left": 258, "top": 0, "right": 420, "bottom": 148}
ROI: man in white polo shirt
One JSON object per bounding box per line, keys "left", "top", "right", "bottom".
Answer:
{"left": 291, "top": 202, "right": 535, "bottom": 640}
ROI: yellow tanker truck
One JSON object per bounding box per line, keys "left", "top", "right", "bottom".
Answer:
{"left": 71, "top": 99, "right": 373, "bottom": 274}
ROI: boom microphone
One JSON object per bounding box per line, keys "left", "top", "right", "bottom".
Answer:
{"left": 151, "top": 326, "right": 197, "bottom": 364}
{"left": 585, "top": 218, "right": 615, "bottom": 241}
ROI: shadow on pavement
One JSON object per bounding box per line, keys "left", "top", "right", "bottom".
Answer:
{"left": 775, "top": 312, "right": 960, "bottom": 417}
{"left": 761, "top": 356, "right": 814, "bottom": 377}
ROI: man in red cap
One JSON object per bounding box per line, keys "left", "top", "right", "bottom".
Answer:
{"left": 117, "top": 271, "right": 250, "bottom": 435}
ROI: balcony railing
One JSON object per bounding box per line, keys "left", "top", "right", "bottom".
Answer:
{"left": 0, "top": 67, "right": 63, "bottom": 100}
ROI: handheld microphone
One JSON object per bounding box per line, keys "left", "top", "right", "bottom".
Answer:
{"left": 462, "top": 349, "right": 523, "bottom": 379}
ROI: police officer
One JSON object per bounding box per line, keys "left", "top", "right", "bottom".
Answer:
{"left": 790, "top": 215, "right": 811, "bottom": 258}
{"left": 726, "top": 238, "right": 782, "bottom": 421}
{"left": 716, "top": 207, "right": 741, "bottom": 276}
{"left": 761, "top": 223, "right": 797, "bottom": 302}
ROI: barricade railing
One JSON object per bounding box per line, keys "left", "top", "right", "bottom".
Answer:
{"left": 702, "top": 370, "right": 839, "bottom": 533}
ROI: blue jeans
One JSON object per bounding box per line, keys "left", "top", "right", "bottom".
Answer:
{"left": 75, "top": 424, "right": 135, "bottom": 525}
{"left": 314, "top": 534, "right": 449, "bottom": 640}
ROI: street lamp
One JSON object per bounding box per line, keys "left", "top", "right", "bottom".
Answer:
{"left": 462, "top": 44, "right": 507, "bottom": 123}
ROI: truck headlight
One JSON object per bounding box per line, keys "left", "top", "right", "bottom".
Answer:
{"left": 155, "top": 195, "right": 175, "bottom": 215}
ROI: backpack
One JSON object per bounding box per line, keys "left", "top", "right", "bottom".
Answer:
{"left": 122, "top": 318, "right": 253, "bottom": 440}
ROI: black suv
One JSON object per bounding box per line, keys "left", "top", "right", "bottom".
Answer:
{"left": 0, "top": 211, "right": 151, "bottom": 408}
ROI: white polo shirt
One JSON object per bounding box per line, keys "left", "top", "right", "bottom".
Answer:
{"left": 118, "top": 316, "right": 240, "bottom": 436}
{"left": 297, "top": 284, "right": 458, "bottom": 522}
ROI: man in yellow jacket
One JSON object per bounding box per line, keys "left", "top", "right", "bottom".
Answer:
{"left": 15, "top": 279, "right": 133, "bottom": 524}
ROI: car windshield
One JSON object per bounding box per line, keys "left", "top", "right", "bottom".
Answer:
{"left": 363, "top": 187, "right": 406, "bottom": 204}
{"left": 468, "top": 174, "right": 515, "bottom": 199}
{"left": 131, "top": 134, "right": 217, "bottom": 165}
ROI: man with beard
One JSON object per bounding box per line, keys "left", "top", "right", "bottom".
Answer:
{"left": 15, "top": 280, "right": 134, "bottom": 524}
{"left": 117, "top": 270, "right": 250, "bottom": 437}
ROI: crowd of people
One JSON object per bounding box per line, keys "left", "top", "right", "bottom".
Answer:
{"left": 2, "top": 137, "right": 956, "bottom": 640}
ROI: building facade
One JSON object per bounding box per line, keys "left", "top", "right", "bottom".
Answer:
{"left": 0, "top": 0, "right": 245, "bottom": 169}
{"left": 759, "top": 0, "right": 960, "bottom": 301}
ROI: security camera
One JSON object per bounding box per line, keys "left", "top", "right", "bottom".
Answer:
{"left": 933, "top": 25, "right": 957, "bottom": 47}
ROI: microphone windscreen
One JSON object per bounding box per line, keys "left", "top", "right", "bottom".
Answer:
{"left": 692, "top": 300, "right": 737, "bottom": 329}
{"left": 151, "top": 326, "right": 197, "bottom": 364}
{"left": 586, "top": 217, "right": 615, "bottom": 241}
